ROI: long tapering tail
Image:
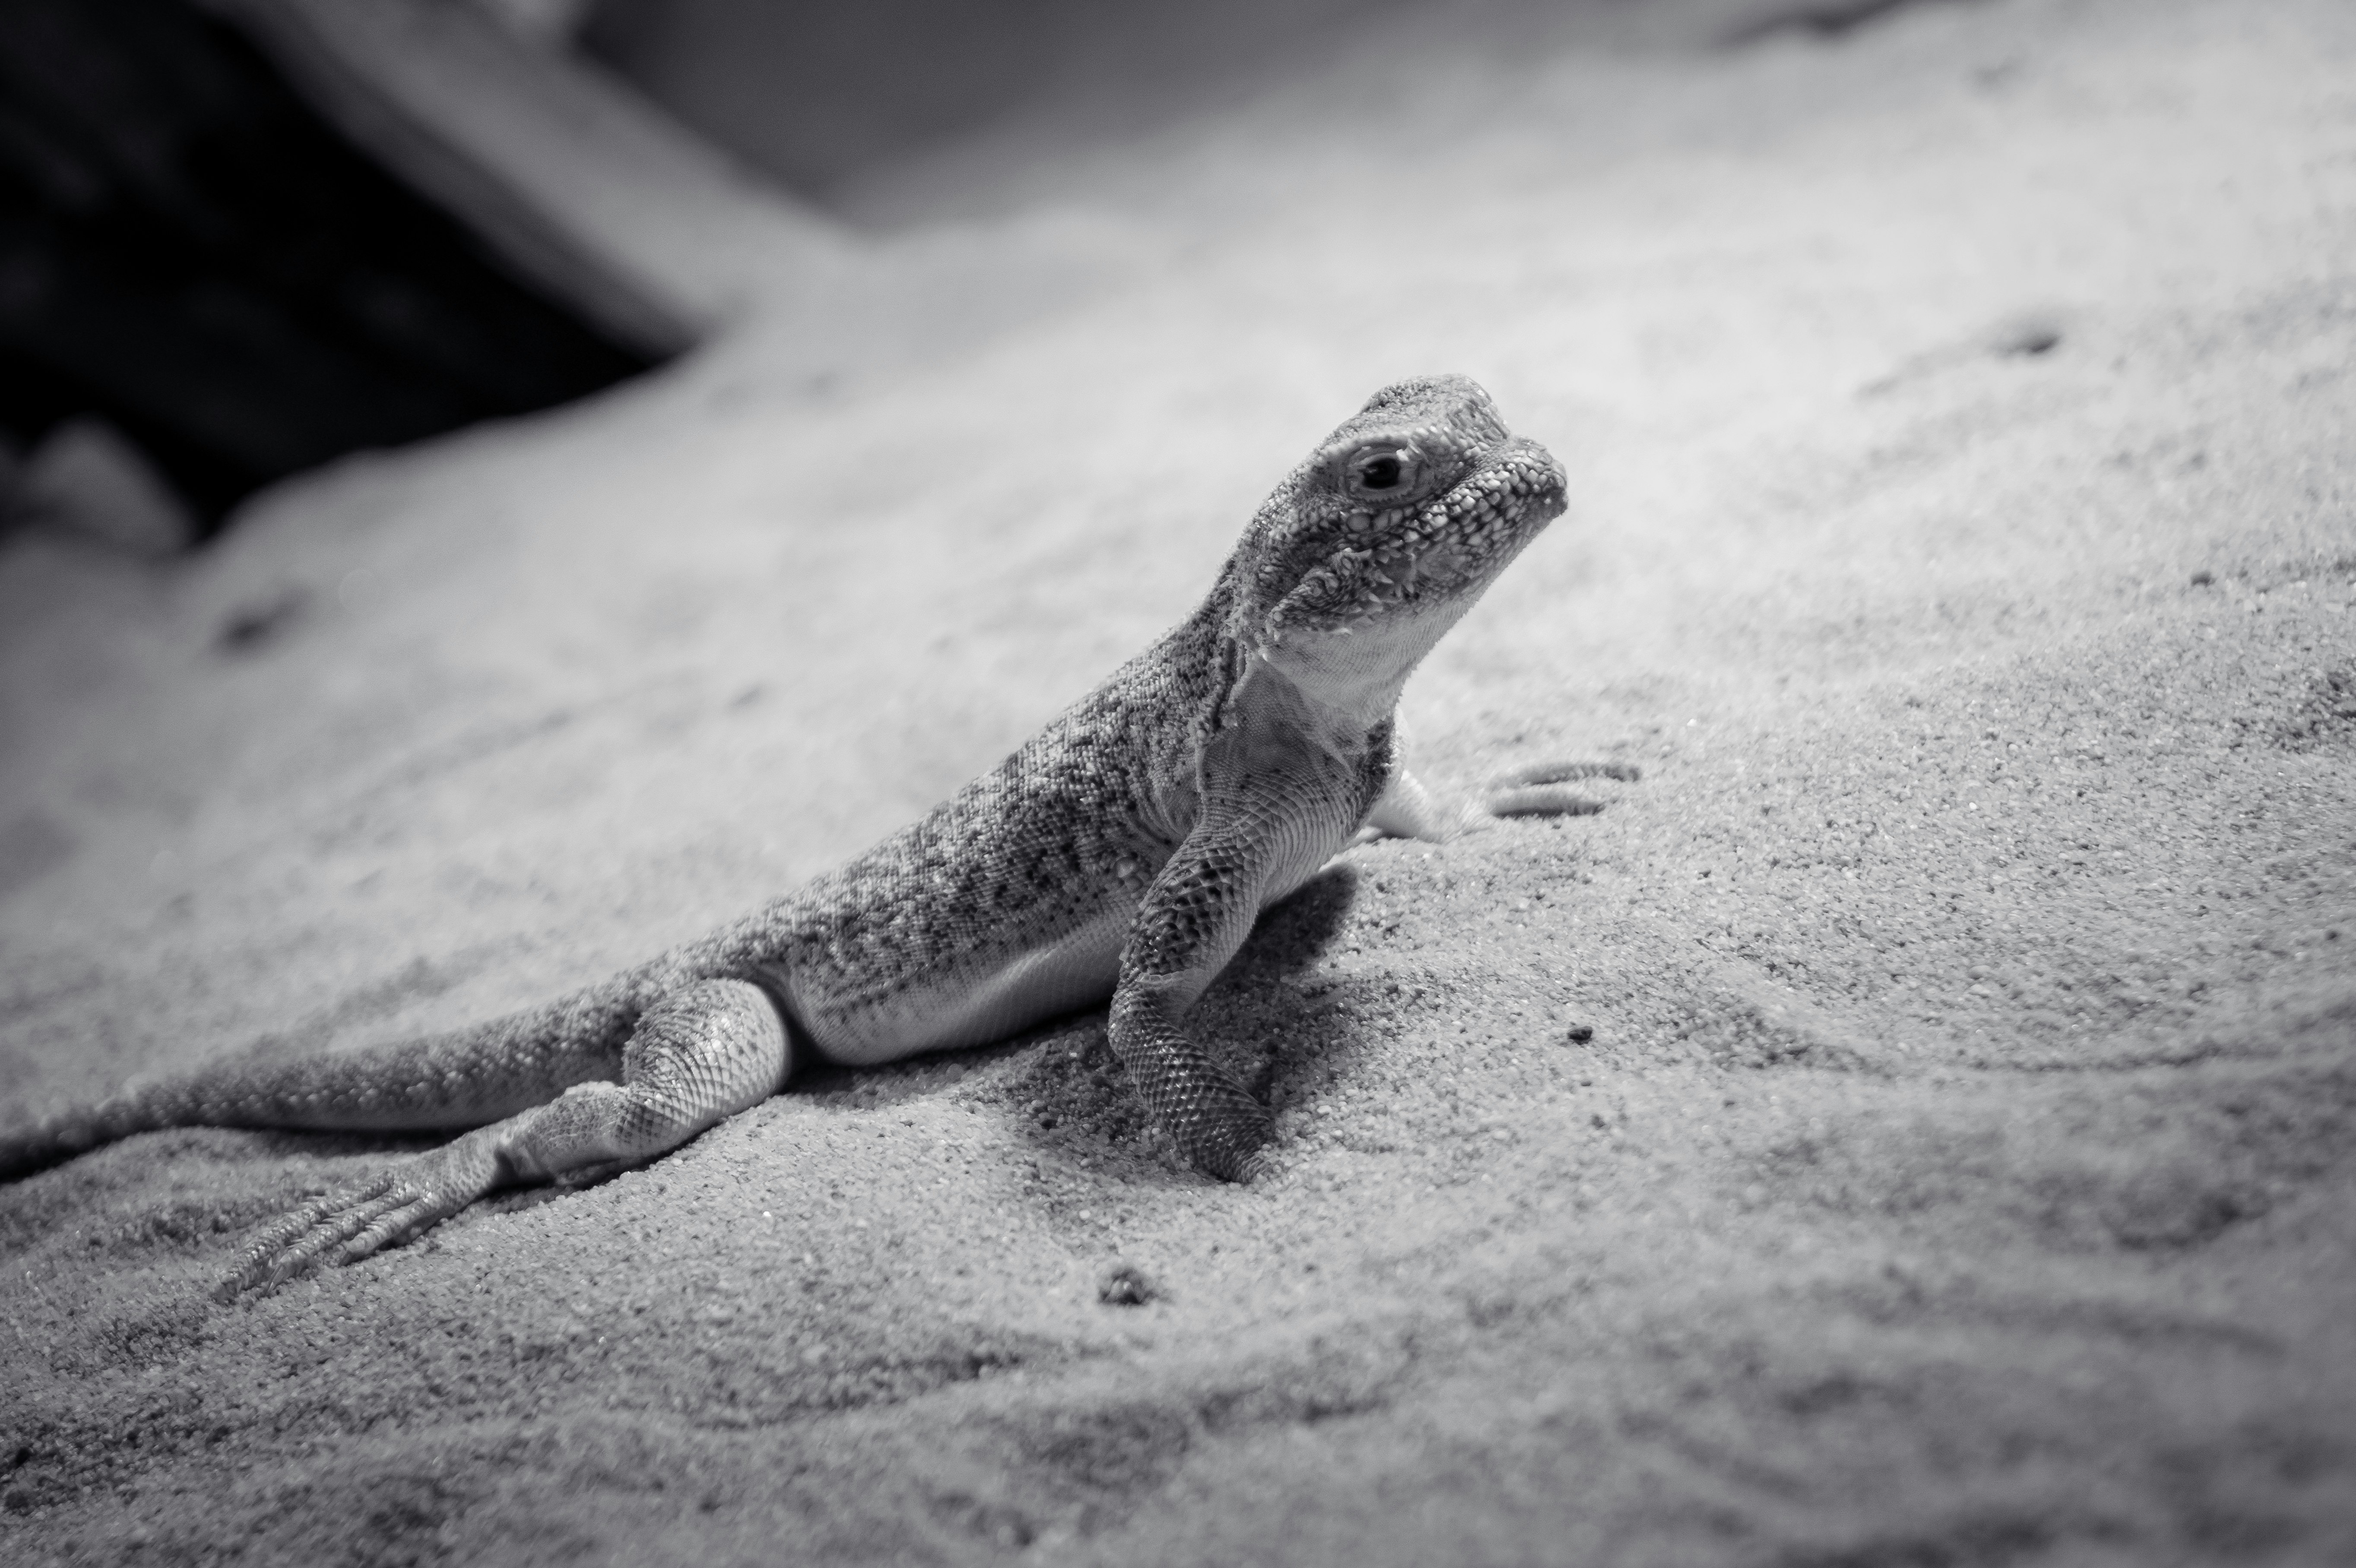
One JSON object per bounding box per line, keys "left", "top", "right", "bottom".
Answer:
{"left": 0, "top": 973, "right": 659, "bottom": 1182}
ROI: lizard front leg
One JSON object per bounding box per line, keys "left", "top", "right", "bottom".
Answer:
{"left": 1108, "top": 794, "right": 1303, "bottom": 1183}
{"left": 225, "top": 979, "right": 790, "bottom": 1296}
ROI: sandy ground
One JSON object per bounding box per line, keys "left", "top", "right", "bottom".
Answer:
{"left": 4, "top": 0, "right": 2354, "bottom": 1562}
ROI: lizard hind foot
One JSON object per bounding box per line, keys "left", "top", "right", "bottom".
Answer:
{"left": 218, "top": 1129, "right": 505, "bottom": 1299}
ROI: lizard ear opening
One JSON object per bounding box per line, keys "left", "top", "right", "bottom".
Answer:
{"left": 1340, "top": 443, "right": 1425, "bottom": 503}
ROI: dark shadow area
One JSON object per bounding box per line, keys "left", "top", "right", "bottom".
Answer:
{"left": 1198, "top": 863, "right": 1369, "bottom": 1112}
{"left": 0, "top": 0, "right": 655, "bottom": 541}
{"left": 792, "top": 865, "right": 1367, "bottom": 1176}
{"left": 1232, "top": 862, "right": 1362, "bottom": 982}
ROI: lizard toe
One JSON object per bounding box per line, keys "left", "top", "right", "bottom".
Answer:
{"left": 222, "top": 1145, "right": 493, "bottom": 1297}
{"left": 1495, "top": 760, "right": 1642, "bottom": 787}
{"left": 1482, "top": 758, "right": 1640, "bottom": 819}
{"left": 222, "top": 1175, "right": 405, "bottom": 1297}
{"left": 1485, "top": 783, "right": 1606, "bottom": 818}
{"left": 1182, "top": 1105, "right": 1276, "bottom": 1184}
{"left": 330, "top": 1188, "right": 460, "bottom": 1268}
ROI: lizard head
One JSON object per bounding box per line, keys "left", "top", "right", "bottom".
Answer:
{"left": 1234, "top": 374, "right": 1566, "bottom": 701}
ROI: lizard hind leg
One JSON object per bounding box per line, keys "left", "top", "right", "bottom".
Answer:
{"left": 222, "top": 979, "right": 792, "bottom": 1298}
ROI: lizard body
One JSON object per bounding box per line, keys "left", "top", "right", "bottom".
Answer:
{"left": 0, "top": 374, "right": 1613, "bottom": 1293}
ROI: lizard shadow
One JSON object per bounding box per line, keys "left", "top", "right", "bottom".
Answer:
{"left": 792, "top": 863, "right": 1365, "bottom": 1107}
{"left": 1195, "top": 863, "right": 1379, "bottom": 1118}
{"left": 1233, "top": 862, "right": 1365, "bottom": 982}
{"left": 965, "top": 864, "right": 1367, "bottom": 1185}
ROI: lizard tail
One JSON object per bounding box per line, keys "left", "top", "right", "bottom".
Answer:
{"left": 0, "top": 977, "right": 653, "bottom": 1182}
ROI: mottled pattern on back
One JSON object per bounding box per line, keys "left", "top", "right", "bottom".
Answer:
{"left": 685, "top": 616, "right": 1227, "bottom": 1028}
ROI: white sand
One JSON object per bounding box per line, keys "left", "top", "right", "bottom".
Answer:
{"left": 3, "top": 0, "right": 2352, "bottom": 1561}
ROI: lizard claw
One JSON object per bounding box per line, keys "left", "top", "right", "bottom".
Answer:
{"left": 219, "top": 1132, "right": 501, "bottom": 1299}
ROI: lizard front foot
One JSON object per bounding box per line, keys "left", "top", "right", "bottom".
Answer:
{"left": 1183, "top": 1090, "right": 1277, "bottom": 1184}
{"left": 220, "top": 1129, "right": 503, "bottom": 1298}
{"left": 1108, "top": 986, "right": 1276, "bottom": 1185}
{"left": 1482, "top": 759, "right": 1641, "bottom": 820}
{"left": 1366, "top": 759, "right": 1640, "bottom": 841}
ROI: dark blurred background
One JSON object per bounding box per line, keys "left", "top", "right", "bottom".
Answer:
{"left": 0, "top": 0, "right": 1411, "bottom": 545}
{"left": 0, "top": 0, "right": 657, "bottom": 545}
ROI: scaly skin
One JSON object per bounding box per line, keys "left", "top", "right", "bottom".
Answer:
{"left": 0, "top": 374, "right": 1627, "bottom": 1293}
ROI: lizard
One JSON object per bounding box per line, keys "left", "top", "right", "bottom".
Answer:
{"left": 0, "top": 373, "right": 1629, "bottom": 1295}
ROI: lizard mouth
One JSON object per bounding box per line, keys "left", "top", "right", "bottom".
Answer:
{"left": 1267, "top": 439, "right": 1567, "bottom": 642}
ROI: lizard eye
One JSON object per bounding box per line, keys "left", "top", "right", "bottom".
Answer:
{"left": 1343, "top": 445, "right": 1420, "bottom": 500}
